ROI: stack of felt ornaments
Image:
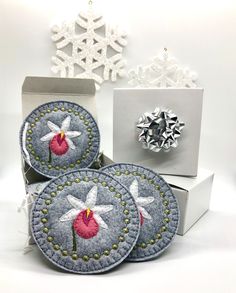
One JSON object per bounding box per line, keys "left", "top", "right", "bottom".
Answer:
{"left": 19, "top": 100, "right": 179, "bottom": 274}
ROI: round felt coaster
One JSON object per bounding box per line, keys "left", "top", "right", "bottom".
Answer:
{"left": 101, "top": 163, "right": 179, "bottom": 261}
{"left": 20, "top": 101, "right": 100, "bottom": 178}
{"left": 31, "top": 169, "right": 140, "bottom": 274}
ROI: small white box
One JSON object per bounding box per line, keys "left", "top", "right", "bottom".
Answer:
{"left": 113, "top": 88, "right": 203, "bottom": 176}
{"left": 162, "top": 169, "right": 214, "bottom": 235}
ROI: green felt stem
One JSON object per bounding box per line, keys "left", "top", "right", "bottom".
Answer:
{"left": 72, "top": 225, "right": 77, "bottom": 252}
{"left": 48, "top": 146, "right": 52, "bottom": 163}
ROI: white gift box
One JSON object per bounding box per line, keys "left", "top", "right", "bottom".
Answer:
{"left": 113, "top": 88, "right": 203, "bottom": 176}
{"left": 162, "top": 169, "right": 214, "bottom": 235}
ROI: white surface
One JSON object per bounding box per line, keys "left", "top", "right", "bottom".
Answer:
{"left": 0, "top": 0, "right": 236, "bottom": 292}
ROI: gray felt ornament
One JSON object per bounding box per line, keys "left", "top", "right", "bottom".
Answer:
{"left": 101, "top": 163, "right": 179, "bottom": 261}
{"left": 19, "top": 101, "right": 100, "bottom": 178}
{"left": 31, "top": 169, "right": 140, "bottom": 274}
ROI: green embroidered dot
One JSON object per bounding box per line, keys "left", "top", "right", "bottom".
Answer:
{"left": 41, "top": 218, "right": 48, "bottom": 223}
{"left": 124, "top": 218, "right": 130, "bottom": 224}
{"left": 48, "top": 164, "right": 52, "bottom": 169}
{"left": 87, "top": 127, "right": 92, "bottom": 132}
{"left": 76, "top": 159, "right": 81, "bottom": 164}
{"left": 88, "top": 141, "right": 92, "bottom": 146}
{"left": 161, "top": 226, "right": 167, "bottom": 232}
{"left": 93, "top": 253, "right": 100, "bottom": 260}
{"left": 62, "top": 250, "right": 68, "bottom": 256}
{"left": 132, "top": 171, "right": 138, "bottom": 176}
{"left": 141, "top": 174, "right": 146, "bottom": 179}
{"left": 118, "top": 236, "right": 125, "bottom": 242}
{"left": 82, "top": 154, "right": 86, "bottom": 159}
{"left": 156, "top": 233, "right": 162, "bottom": 239}
{"left": 115, "top": 171, "right": 121, "bottom": 176}
{"left": 112, "top": 244, "right": 118, "bottom": 250}
{"left": 47, "top": 109, "right": 51, "bottom": 113}
{"left": 43, "top": 227, "right": 49, "bottom": 233}
{"left": 149, "top": 179, "right": 154, "bottom": 184}
{"left": 72, "top": 254, "right": 78, "bottom": 260}
{"left": 86, "top": 149, "right": 90, "bottom": 154}
{"left": 61, "top": 107, "right": 65, "bottom": 111}
{"left": 141, "top": 242, "right": 147, "bottom": 249}
{"left": 42, "top": 208, "right": 48, "bottom": 214}
{"left": 123, "top": 209, "right": 129, "bottom": 215}
{"left": 80, "top": 115, "right": 84, "bottom": 120}
{"left": 83, "top": 177, "right": 89, "bottom": 182}
{"left": 68, "top": 109, "right": 72, "bottom": 113}
{"left": 30, "top": 150, "right": 35, "bottom": 154}
{"left": 41, "top": 161, "right": 45, "bottom": 165}
{"left": 27, "top": 129, "right": 32, "bottom": 134}
{"left": 35, "top": 156, "right": 40, "bottom": 161}
{"left": 74, "top": 111, "right": 79, "bottom": 115}
{"left": 51, "top": 192, "right": 56, "bottom": 197}
{"left": 125, "top": 170, "right": 130, "bottom": 175}
{"left": 109, "top": 186, "right": 115, "bottom": 192}
{"left": 150, "top": 239, "right": 155, "bottom": 245}
{"left": 53, "top": 244, "right": 60, "bottom": 250}
{"left": 103, "top": 250, "right": 110, "bottom": 256}
{"left": 66, "top": 181, "right": 72, "bottom": 186}
{"left": 30, "top": 123, "right": 35, "bottom": 127}
{"left": 88, "top": 134, "right": 93, "bottom": 139}
{"left": 156, "top": 185, "right": 160, "bottom": 190}
{"left": 123, "top": 227, "right": 129, "bottom": 233}
{"left": 28, "top": 144, "right": 32, "bottom": 149}
{"left": 115, "top": 193, "right": 121, "bottom": 198}
{"left": 40, "top": 112, "right": 45, "bottom": 117}
{"left": 164, "top": 209, "right": 170, "bottom": 215}
{"left": 55, "top": 166, "right": 60, "bottom": 170}
{"left": 70, "top": 163, "right": 75, "bottom": 168}
{"left": 47, "top": 236, "right": 53, "bottom": 242}
{"left": 164, "top": 218, "right": 170, "bottom": 223}
{"left": 53, "top": 107, "right": 58, "bottom": 111}
{"left": 57, "top": 185, "right": 64, "bottom": 191}
{"left": 102, "top": 181, "right": 107, "bottom": 187}
{"left": 120, "top": 201, "right": 126, "bottom": 206}
{"left": 45, "top": 199, "right": 51, "bottom": 205}
{"left": 35, "top": 117, "right": 39, "bottom": 121}
{"left": 83, "top": 255, "right": 89, "bottom": 261}
{"left": 84, "top": 121, "right": 89, "bottom": 126}
{"left": 160, "top": 192, "right": 165, "bottom": 197}
{"left": 74, "top": 178, "right": 80, "bottom": 183}
{"left": 93, "top": 178, "right": 98, "bottom": 183}
{"left": 163, "top": 200, "right": 169, "bottom": 206}
{"left": 27, "top": 137, "right": 32, "bottom": 141}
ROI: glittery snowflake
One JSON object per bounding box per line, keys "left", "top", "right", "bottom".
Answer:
{"left": 51, "top": 9, "right": 127, "bottom": 90}
{"left": 128, "top": 49, "right": 198, "bottom": 88}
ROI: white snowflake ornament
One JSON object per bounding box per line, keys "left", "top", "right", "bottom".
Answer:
{"left": 128, "top": 48, "right": 198, "bottom": 88}
{"left": 51, "top": 9, "right": 127, "bottom": 90}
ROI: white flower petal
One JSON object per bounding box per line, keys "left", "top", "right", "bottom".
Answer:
{"left": 61, "top": 116, "right": 71, "bottom": 132}
{"left": 136, "top": 196, "right": 154, "bottom": 207}
{"left": 93, "top": 205, "right": 113, "bottom": 215}
{"left": 67, "top": 194, "right": 86, "bottom": 210}
{"left": 139, "top": 206, "right": 152, "bottom": 220}
{"left": 129, "top": 179, "right": 139, "bottom": 199}
{"left": 85, "top": 186, "right": 97, "bottom": 208}
{"left": 66, "top": 131, "right": 81, "bottom": 138}
{"left": 66, "top": 138, "right": 76, "bottom": 150}
{"left": 93, "top": 214, "right": 108, "bottom": 229}
{"left": 47, "top": 121, "right": 60, "bottom": 133}
{"left": 59, "top": 208, "right": 78, "bottom": 222}
{"left": 40, "top": 132, "right": 55, "bottom": 141}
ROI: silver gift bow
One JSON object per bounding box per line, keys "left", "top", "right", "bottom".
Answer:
{"left": 136, "top": 108, "right": 185, "bottom": 152}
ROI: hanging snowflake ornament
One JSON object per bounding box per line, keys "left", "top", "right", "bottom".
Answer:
{"left": 51, "top": 8, "right": 127, "bottom": 90}
{"left": 128, "top": 48, "right": 198, "bottom": 88}
{"left": 137, "top": 107, "right": 185, "bottom": 152}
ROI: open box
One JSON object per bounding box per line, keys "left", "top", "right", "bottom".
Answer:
{"left": 113, "top": 88, "right": 203, "bottom": 177}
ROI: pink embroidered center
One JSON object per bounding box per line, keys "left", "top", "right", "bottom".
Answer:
{"left": 140, "top": 211, "right": 144, "bottom": 226}
{"left": 73, "top": 209, "right": 99, "bottom": 239}
{"left": 50, "top": 132, "right": 69, "bottom": 155}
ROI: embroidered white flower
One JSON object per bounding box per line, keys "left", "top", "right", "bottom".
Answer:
{"left": 129, "top": 179, "right": 154, "bottom": 225}
{"left": 60, "top": 186, "right": 113, "bottom": 230}
{"left": 40, "top": 116, "right": 81, "bottom": 152}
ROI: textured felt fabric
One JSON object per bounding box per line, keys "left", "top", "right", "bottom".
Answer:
{"left": 31, "top": 169, "right": 140, "bottom": 274}
{"left": 20, "top": 101, "right": 100, "bottom": 178}
{"left": 101, "top": 163, "right": 179, "bottom": 261}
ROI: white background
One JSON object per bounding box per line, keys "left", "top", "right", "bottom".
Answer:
{"left": 0, "top": 0, "right": 236, "bottom": 292}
